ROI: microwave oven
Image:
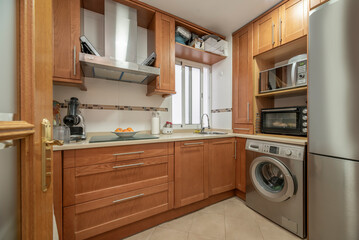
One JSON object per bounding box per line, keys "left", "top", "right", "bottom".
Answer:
{"left": 259, "top": 56, "right": 307, "bottom": 93}
{"left": 261, "top": 106, "right": 307, "bottom": 136}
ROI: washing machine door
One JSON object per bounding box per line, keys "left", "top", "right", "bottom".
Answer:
{"left": 250, "top": 156, "right": 295, "bottom": 202}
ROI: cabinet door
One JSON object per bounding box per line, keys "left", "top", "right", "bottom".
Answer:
{"left": 253, "top": 9, "right": 279, "bottom": 56}
{"left": 310, "top": 0, "right": 328, "bottom": 10}
{"left": 235, "top": 138, "right": 247, "bottom": 193}
{"left": 280, "top": 0, "right": 308, "bottom": 45}
{"left": 147, "top": 12, "right": 176, "bottom": 95}
{"left": 174, "top": 141, "right": 209, "bottom": 208}
{"left": 208, "top": 139, "right": 235, "bottom": 196}
{"left": 53, "top": 0, "right": 81, "bottom": 82}
{"left": 232, "top": 24, "right": 254, "bottom": 134}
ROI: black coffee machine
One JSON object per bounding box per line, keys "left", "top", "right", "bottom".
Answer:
{"left": 63, "top": 97, "right": 86, "bottom": 140}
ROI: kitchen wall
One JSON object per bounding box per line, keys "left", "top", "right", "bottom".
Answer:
{"left": 211, "top": 35, "right": 233, "bottom": 129}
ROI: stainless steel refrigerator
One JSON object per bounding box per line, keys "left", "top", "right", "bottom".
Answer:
{"left": 308, "top": 0, "right": 359, "bottom": 239}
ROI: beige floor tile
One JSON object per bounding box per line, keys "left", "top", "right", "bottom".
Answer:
{"left": 199, "top": 200, "right": 226, "bottom": 215}
{"left": 224, "top": 197, "right": 257, "bottom": 221}
{"left": 158, "top": 212, "right": 196, "bottom": 232}
{"left": 225, "top": 215, "right": 264, "bottom": 240}
{"left": 149, "top": 228, "right": 188, "bottom": 240}
{"left": 187, "top": 232, "right": 219, "bottom": 240}
{"left": 124, "top": 227, "right": 156, "bottom": 240}
{"left": 189, "top": 212, "right": 225, "bottom": 239}
{"left": 255, "top": 214, "right": 302, "bottom": 240}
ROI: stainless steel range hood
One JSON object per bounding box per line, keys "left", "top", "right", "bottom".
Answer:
{"left": 80, "top": 0, "right": 159, "bottom": 84}
{"left": 80, "top": 53, "right": 159, "bottom": 84}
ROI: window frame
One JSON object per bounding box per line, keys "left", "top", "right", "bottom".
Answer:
{"left": 172, "top": 58, "right": 212, "bottom": 129}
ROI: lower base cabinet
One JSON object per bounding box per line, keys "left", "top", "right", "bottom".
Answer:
{"left": 208, "top": 138, "right": 236, "bottom": 196}
{"left": 174, "top": 140, "right": 209, "bottom": 208}
{"left": 235, "top": 138, "right": 247, "bottom": 193}
{"left": 64, "top": 183, "right": 173, "bottom": 240}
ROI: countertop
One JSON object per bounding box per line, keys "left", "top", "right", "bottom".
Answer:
{"left": 53, "top": 131, "right": 307, "bottom": 151}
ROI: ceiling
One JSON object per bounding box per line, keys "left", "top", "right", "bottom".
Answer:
{"left": 139, "top": 0, "right": 282, "bottom": 36}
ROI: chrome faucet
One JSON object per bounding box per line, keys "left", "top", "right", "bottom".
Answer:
{"left": 200, "top": 114, "right": 211, "bottom": 133}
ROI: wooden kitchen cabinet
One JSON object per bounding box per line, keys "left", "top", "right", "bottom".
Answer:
{"left": 253, "top": 9, "right": 279, "bottom": 56}
{"left": 208, "top": 138, "right": 236, "bottom": 196}
{"left": 174, "top": 140, "right": 209, "bottom": 208}
{"left": 310, "top": 0, "right": 328, "bottom": 9}
{"left": 232, "top": 24, "right": 254, "bottom": 134}
{"left": 253, "top": 0, "right": 307, "bottom": 56}
{"left": 147, "top": 12, "right": 176, "bottom": 96}
{"left": 235, "top": 138, "right": 247, "bottom": 194}
{"left": 61, "top": 142, "right": 175, "bottom": 239}
{"left": 280, "top": 0, "right": 308, "bottom": 45}
{"left": 53, "top": 0, "right": 83, "bottom": 87}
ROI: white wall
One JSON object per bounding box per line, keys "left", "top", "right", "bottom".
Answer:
{"left": 211, "top": 35, "right": 233, "bottom": 129}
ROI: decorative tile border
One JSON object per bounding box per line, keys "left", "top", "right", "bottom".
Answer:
{"left": 60, "top": 102, "right": 168, "bottom": 112}
{"left": 211, "top": 108, "right": 232, "bottom": 113}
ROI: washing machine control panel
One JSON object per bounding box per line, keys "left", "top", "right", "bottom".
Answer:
{"left": 246, "top": 140, "right": 305, "bottom": 160}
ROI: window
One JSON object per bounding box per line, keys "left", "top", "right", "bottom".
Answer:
{"left": 172, "top": 60, "right": 211, "bottom": 128}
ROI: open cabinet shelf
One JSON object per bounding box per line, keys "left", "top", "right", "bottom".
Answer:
{"left": 175, "top": 43, "right": 226, "bottom": 65}
{"left": 255, "top": 86, "right": 307, "bottom": 98}
{"left": 255, "top": 133, "right": 308, "bottom": 141}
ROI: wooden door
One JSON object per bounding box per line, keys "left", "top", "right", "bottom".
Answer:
{"left": 208, "top": 138, "right": 236, "bottom": 196}
{"left": 147, "top": 12, "right": 176, "bottom": 96}
{"left": 174, "top": 141, "right": 209, "bottom": 208}
{"left": 0, "top": 0, "right": 56, "bottom": 239}
{"left": 280, "top": 0, "right": 308, "bottom": 45}
{"left": 235, "top": 138, "right": 247, "bottom": 193}
{"left": 253, "top": 9, "right": 279, "bottom": 56}
{"left": 232, "top": 24, "right": 254, "bottom": 134}
{"left": 53, "top": 0, "right": 81, "bottom": 83}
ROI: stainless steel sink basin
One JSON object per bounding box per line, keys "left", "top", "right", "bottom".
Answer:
{"left": 196, "top": 131, "right": 228, "bottom": 135}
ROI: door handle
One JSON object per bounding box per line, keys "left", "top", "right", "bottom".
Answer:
{"left": 41, "top": 119, "right": 63, "bottom": 192}
{"left": 272, "top": 23, "right": 275, "bottom": 45}
{"left": 247, "top": 102, "right": 250, "bottom": 122}
{"left": 279, "top": 18, "right": 282, "bottom": 43}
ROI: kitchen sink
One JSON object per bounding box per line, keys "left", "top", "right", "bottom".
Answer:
{"left": 196, "top": 131, "right": 228, "bottom": 135}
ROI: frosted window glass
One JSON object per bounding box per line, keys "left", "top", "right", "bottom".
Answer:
{"left": 0, "top": 0, "right": 17, "bottom": 114}
{"left": 172, "top": 65, "right": 182, "bottom": 124}
{"left": 185, "top": 67, "right": 190, "bottom": 124}
{"left": 191, "top": 68, "right": 201, "bottom": 125}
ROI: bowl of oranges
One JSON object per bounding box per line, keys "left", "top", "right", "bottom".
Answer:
{"left": 112, "top": 127, "right": 138, "bottom": 138}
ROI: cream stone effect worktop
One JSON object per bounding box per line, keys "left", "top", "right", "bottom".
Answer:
{"left": 53, "top": 131, "right": 307, "bottom": 151}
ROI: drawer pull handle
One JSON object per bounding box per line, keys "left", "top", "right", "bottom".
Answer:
{"left": 113, "top": 163, "right": 144, "bottom": 169}
{"left": 183, "top": 142, "right": 204, "bottom": 146}
{"left": 113, "top": 151, "right": 144, "bottom": 156}
{"left": 234, "top": 128, "right": 250, "bottom": 131}
{"left": 113, "top": 193, "right": 144, "bottom": 204}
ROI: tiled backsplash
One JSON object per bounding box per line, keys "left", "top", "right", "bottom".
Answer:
{"left": 60, "top": 102, "right": 168, "bottom": 112}
{"left": 53, "top": 78, "right": 171, "bottom": 132}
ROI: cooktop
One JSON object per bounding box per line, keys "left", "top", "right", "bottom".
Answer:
{"left": 89, "top": 134, "right": 159, "bottom": 143}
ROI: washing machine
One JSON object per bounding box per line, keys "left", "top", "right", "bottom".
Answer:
{"left": 245, "top": 139, "right": 306, "bottom": 238}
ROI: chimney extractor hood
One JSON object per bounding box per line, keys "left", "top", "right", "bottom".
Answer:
{"left": 79, "top": 0, "right": 160, "bottom": 84}
{"left": 80, "top": 53, "right": 160, "bottom": 84}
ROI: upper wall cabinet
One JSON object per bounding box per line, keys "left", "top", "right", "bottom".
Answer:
{"left": 147, "top": 12, "right": 176, "bottom": 96}
{"left": 53, "top": 0, "right": 83, "bottom": 88}
{"left": 280, "top": 0, "right": 308, "bottom": 45}
{"left": 253, "top": 9, "right": 279, "bottom": 56}
{"left": 253, "top": 0, "right": 307, "bottom": 56}
{"left": 232, "top": 24, "right": 254, "bottom": 134}
{"left": 310, "top": 0, "right": 329, "bottom": 10}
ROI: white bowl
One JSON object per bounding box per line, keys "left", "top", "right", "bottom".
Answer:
{"left": 111, "top": 131, "right": 139, "bottom": 138}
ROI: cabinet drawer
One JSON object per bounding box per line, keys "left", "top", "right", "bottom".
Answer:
{"left": 233, "top": 124, "right": 254, "bottom": 134}
{"left": 63, "top": 183, "right": 173, "bottom": 240}
{"left": 63, "top": 155, "right": 174, "bottom": 206}
{"left": 63, "top": 142, "right": 174, "bottom": 168}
